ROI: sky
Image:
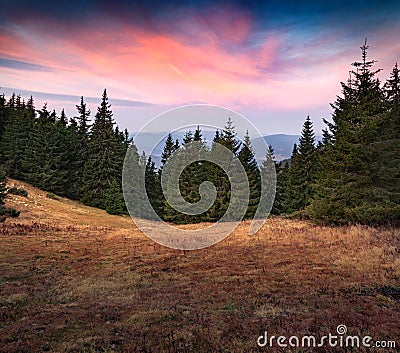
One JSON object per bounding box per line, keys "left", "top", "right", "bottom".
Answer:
{"left": 0, "top": 0, "right": 399, "bottom": 135}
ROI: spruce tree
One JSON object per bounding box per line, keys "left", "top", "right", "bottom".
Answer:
{"left": 206, "top": 130, "right": 226, "bottom": 222}
{"left": 105, "top": 179, "right": 126, "bottom": 215}
{"left": 238, "top": 131, "right": 261, "bottom": 219}
{"left": 266, "top": 145, "right": 289, "bottom": 215}
{"left": 182, "top": 130, "right": 193, "bottom": 145}
{"left": 193, "top": 126, "right": 202, "bottom": 142}
{"left": 207, "top": 119, "right": 242, "bottom": 221}
{"left": 160, "top": 133, "right": 178, "bottom": 167}
{"left": 122, "top": 143, "right": 149, "bottom": 219}
{"left": 76, "top": 96, "right": 91, "bottom": 135}
{"left": 272, "top": 161, "right": 290, "bottom": 215}
{"left": 179, "top": 126, "right": 210, "bottom": 223}
{"left": 81, "top": 89, "right": 124, "bottom": 209}
{"left": 159, "top": 133, "right": 178, "bottom": 221}
{"left": 178, "top": 130, "right": 198, "bottom": 223}
{"left": 287, "top": 116, "right": 316, "bottom": 213}
{"left": 63, "top": 116, "right": 82, "bottom": 200}
{"left": 380, "top": 63, "right": 400, "bottom": 219}
{"left": 384, "top": 63, "right": 400, "bottom": 134}
{"left": 67, "top": 96, "right": 91, "bottom": 199}
{"left": 220, "top": 117, "right": 241, "bottom": 154}
{"left": 145, "top": 156, "right": 164, "bottom": 218}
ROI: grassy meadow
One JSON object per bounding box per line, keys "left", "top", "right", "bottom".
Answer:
{"left": 0, "top": 180, "right": 399, "bottom": 352}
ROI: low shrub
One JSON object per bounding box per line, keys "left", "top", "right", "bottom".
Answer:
{"left": 7, "top": 187, "right": 28, "bottom": 197}
{"left": 46, "top": 193, "right": 58, "bottom": 200}
{"left": 0, "top": 206, "right": 20, "bottom": 218}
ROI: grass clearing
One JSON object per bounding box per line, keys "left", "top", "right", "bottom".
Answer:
{"left": 0, "top": 180, "right": 399, "bottom": 352}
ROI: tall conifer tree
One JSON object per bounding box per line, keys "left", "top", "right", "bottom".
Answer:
{"left": 81, "top": 89, "right": 123, "bottom": 209}
{"left": 287, "top": 116, "right": 316, "bottom": 213}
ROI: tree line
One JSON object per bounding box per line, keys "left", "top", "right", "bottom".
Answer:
{"left": 0, "top": 42, "right": 399, "bottom": 225}
{"left": 0, "top": 89, "right": 130, "bottom": 217}
{"left": 140, "top": 119, "right": 266, "bottom": 224}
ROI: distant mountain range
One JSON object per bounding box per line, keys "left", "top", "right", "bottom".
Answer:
{"left": 252, "top": 134, "right": 322, "bottom": 161}
{"left": 131, "top": 132, "right": 322, "bottom": 167}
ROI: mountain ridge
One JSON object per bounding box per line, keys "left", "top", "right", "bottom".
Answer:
{"left": 131, "top": 132, "right": 322, "bottom": 165}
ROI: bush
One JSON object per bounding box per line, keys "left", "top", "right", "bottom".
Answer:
{"left": 46, "top": 193, "right": 58, "bottom": 200}
{"left": 7, "top": 187, "right": 28, "bottom": 197}
{"left": 0, "top": 206, "right": 20, "bottom": 218}
{"left": 0, "top": 168, "right": 20, "bottom": 221}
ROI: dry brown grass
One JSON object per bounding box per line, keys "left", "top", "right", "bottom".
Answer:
{"left": 0, "top": 179, "right": 399, "bottom": 352}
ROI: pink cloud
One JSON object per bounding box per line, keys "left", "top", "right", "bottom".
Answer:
{"left": 1, "top": 5, "right": 399, "bottom": 115}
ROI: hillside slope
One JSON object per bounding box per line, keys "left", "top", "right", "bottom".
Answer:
{"left": 5, "top": 179, "right": 136, "bottom": 230}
